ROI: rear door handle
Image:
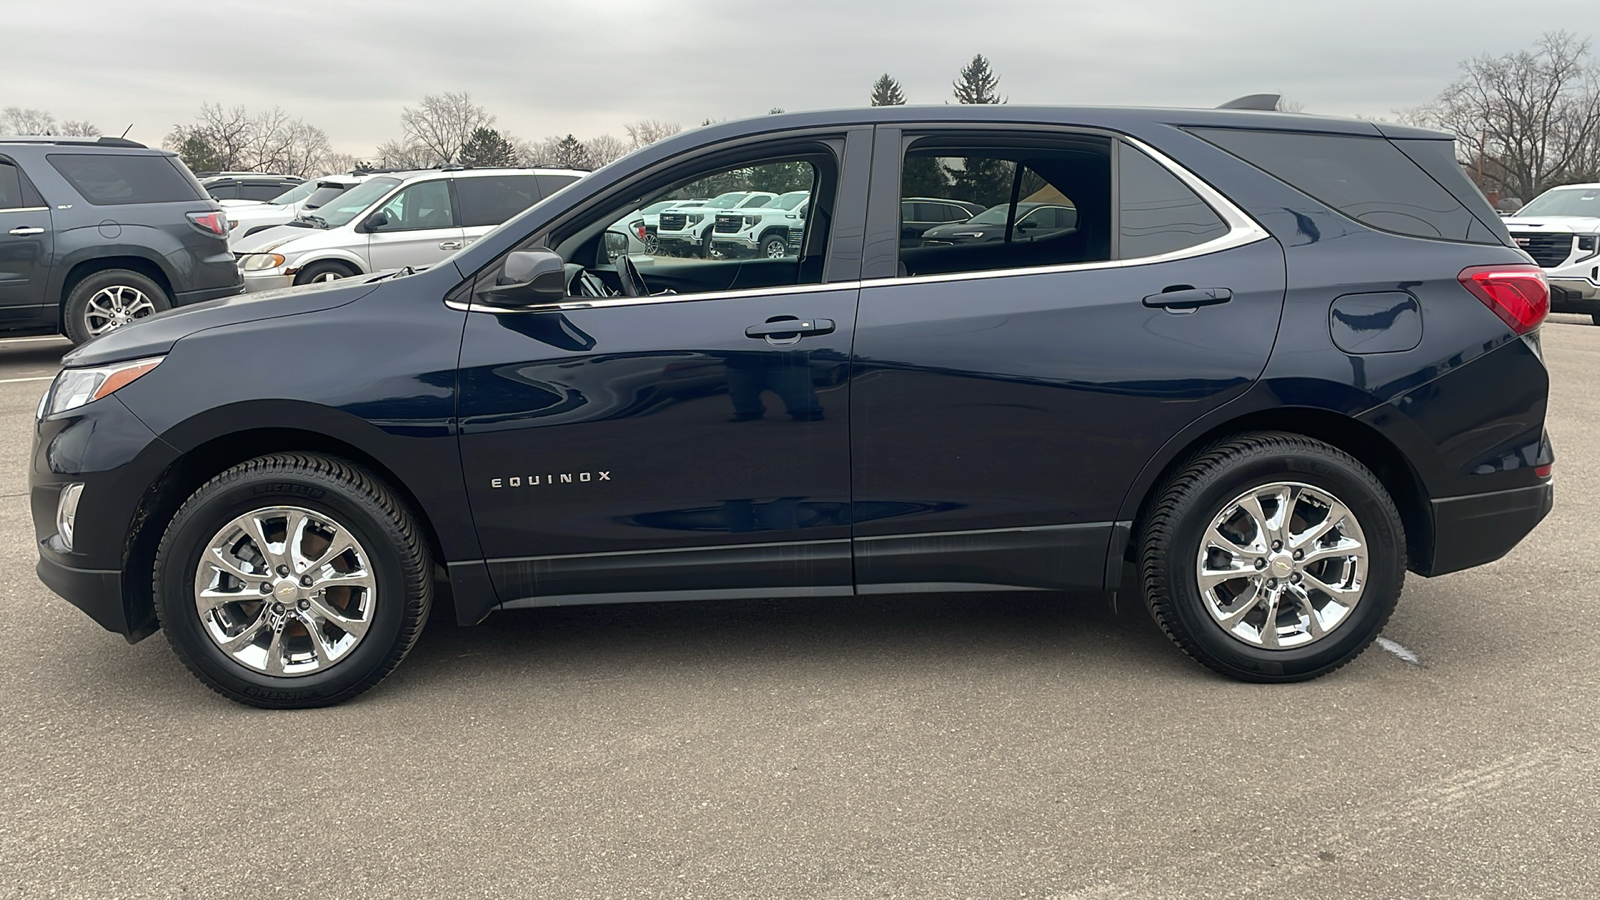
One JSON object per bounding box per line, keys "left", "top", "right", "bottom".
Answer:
{"left": 1143, "top": 287, "right": 1233, "bottom": 310}
{"left": 744, "top": 317, "right": 836, "bottom": 342}
{"left": 438, "top": 241, "right": 464, "bottom": 251}
{"left": 8, "top": 227, "right": 44, "bottom": 236}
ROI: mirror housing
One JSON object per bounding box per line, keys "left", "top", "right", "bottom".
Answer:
{"left": 601, "top": 229, "right": 631, "bottom": 263}
{"left": 365, "top": 211, "right": 390, "bottom": 231}
{"left": 480, "top": 249, "right": 567, "bottom": 306}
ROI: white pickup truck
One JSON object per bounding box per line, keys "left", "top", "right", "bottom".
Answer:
{"left": 654, "top": 191, "right": 777, "bottom": 257}
{"left": 709, "top": 190, "right": 810, "bottom": 259}
{"left": 1504, "top": 184, "right": 1600, "bottom": 323}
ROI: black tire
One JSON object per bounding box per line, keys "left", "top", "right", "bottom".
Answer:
{"left": 1139, "top": 432, "right": 1405, "bottom": 683}
{"left": 760, "top": 231, "right": 791, "bottom": 259}
{"left": 1590, "top": 312, "right": 1600, "bottom": 326}
{"left": 153, "top": 454, "right": 432, "bottom": 708}
{"left": 62, "top": 268, "right": 171, "bottom": 344}
{"left": 293, "top": 260, "right": 356, "bottom": 286}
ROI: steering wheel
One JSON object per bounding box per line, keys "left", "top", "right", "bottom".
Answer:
{"left": 615, "top": 253, "right": 648, "bottom": 298}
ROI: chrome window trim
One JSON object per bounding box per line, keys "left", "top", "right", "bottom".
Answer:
{"left": 0, "top": 206, "right": 50, "bottom": 214}
{"left": 456, "top": 135, "right": 1270, "bottom": 313}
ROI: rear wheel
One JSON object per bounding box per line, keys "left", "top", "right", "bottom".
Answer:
{"left": 63, "top": 269, "right": 171, "bottom": 343}
{"left": 1139, "top": 432, "right": 1405, "bottom": 682}
{"left": 154, "top": 454, "right": 432, "bottom": 708}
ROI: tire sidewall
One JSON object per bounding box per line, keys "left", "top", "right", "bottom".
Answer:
{"left": 64, "top": 269, "right": 170, "bottom": 343}
{"left": 1157, "top": 447, "right": 1404, "bottom": 680}
{"left": 294, "top": 262, "right": 352, "bottom": 286}
{"left": 156, "top": 469, "right": 409, "bottom": 706}
{"left": 762, "top": 233, "right": 788, "bottom": 258}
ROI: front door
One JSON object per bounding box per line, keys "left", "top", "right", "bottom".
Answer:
{"left": 456, "top": 137, "right": 869, "bottom": 608}
{"left": 364, "top": 178, "right": 465, "bottom": 272}
{"left": 0, "top": 159, "right": 53, "bottom": 324}
{"left": 849, "top": 130, "right": 1286, "bottom": 593}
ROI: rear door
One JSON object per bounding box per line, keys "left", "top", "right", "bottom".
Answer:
{"left": 364, "top": 178, "right": 465, "bottom": 271}
{"left": 850, "top": 128, "right": 1286, "bottom": 593}
{"left": 0, "top": 158, "right": 52, "bottom": 323}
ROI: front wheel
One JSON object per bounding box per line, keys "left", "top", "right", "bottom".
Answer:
{"left": 154, "top": 454, "right": 432, "bottom": 708}
{"left": 761, "top": 232, "right": 791, "bottom": 259}
{"left": 1139, "top": 432, "right": 1405, "bottom": 682}
{"left": 293, "top": 261, "right": 356, "bottom": 286}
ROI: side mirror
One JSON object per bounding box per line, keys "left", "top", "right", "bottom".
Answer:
{"left": 602, "top": 229, "right": 630, "bottom": 263}
{"left": 481, "top": 249, "right": 567, "bottom": 306}
{"left": 366, "top": 211, "right": 390, "bottom": 231}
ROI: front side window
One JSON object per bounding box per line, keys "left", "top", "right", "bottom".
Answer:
{"left": 487, "top": 148, "right": 837, "bottom": 302}
{"left": 896, "top": 134, "right": 1112, "bottom": 277}
{"left": 455, "top": 175, "right": 541, "bottom": 227}
{"left": 370, "top": 180, "right": 455, "bottom": 232}
{"left": 1118, "top": 142, "right": 1228, "bottom": 258}
{"left": 48, "top": 154, "right": 204, "bottom": 206}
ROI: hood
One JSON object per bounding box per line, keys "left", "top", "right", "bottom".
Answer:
{"left": 1504, "top": 216, "right": 1600, "bottom": 234}
{"left": 65, "top": 276, "right": 385, "bottom": 367}
{"left": 230, "top": 221, "right": 329, "bottom": 252}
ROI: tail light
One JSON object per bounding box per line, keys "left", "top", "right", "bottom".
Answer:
{"left": 186, "top": 211, "right": 229, "bottom": 237}
{"left": 1458, "top": 265, "right": 1549, "bottom": 334}
{"left": 632, "top": 221, "right": 647, "bottom": 241}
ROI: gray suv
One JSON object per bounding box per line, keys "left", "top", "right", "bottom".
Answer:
{"left": 0, "top": 136, "right": 242, "bottom": 343}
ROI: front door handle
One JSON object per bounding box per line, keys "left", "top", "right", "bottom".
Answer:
{"left": 438, "top": 240, "right": 464, "bottom": 251}
{"left": 8, "top": 227, "right": 44, "bottom": 236}
{"left": 1142, "top": 287, "right": 1233, "bottom": 310}
{"left": 744, "top": 317, "right": 836, "bottom": 343}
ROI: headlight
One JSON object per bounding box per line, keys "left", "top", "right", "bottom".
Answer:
{"left": 41, "top": 357, "right": 164, "bottom": 418}
{"left": 240, "top": 252, "right": 287, "bottom": 271}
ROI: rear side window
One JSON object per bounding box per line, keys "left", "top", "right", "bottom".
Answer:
{"left": 1118, "top": 142, "right": 1228, "bottom": 258}
{"left": 239, "top": 183, "right": 289, "bottom": 202}
{"left": 1190, "top": 128, "right": 1492, "bottom": 244}
{"left": 48, "top": 153, "right": 204, "bottom": 206}
{"left": 207, "top": 183, "right": 240, "bottom": 200}
{"left": 0, "top": 161, "right": 38, "bottom": 210}
{"left": 535, "top": 174, "right": 580, "bottom": 199}
{"left": 455, "top": 175, "right": 542, "bottom": 227}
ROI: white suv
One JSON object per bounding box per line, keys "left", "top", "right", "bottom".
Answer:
{"left": 709, "top": 190, "right": 809, "bottom": 258}
{"left": 224, "top": 175, "right": 369, "bottom": 239}
{"left": 654, "top": 191, "right": 777, "bottom": 257}
{"left": 1505, "top": 184, "right": 1600, "bottom": 323}
{"left": 231, "top": 167, "right": 585, "bottom": 291}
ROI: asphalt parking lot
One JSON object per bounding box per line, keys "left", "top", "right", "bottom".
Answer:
{"left": 1, "top": 320, "right": 1596, "bottom": 899}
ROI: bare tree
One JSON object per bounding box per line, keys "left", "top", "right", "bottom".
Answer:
{"left": 1410, "top": 31, "right": 1600, "bottom": 198}
{"left": 584, "top": 133, "right": 630, "bottom": 166}
{"left": 321, "top": 152, "right": 362, "bottom": 175}
{"left": 400, "top": 92, "right": 495, "bottom": 166}
{"left": 375, "top": 138, "right": 435, "bottom": 169}
{"left": 164, "top": 104, "right": 335, "bottom": 177}
{"left": 624, "top": 119, "right": 681, "bottom": 149}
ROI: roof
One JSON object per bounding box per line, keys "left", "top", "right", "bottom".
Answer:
{"left": 0, "top": 135, "right": 150, "bottom": 149}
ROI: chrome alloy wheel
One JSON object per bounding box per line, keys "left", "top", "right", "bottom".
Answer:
{"left": 194, "top": 506, "right": 376, "bottom": 676}
{"left": 1195, "top": 481, "right": 1368, "bottom": 649}
{"left": 310, "top": 271, "right": 343, "bottom": 283}
{"left": 763, "top": 236, "right": 790, "bottom": 258}
{"left": 84, "top": 285, "right": 157, "bottom": 335}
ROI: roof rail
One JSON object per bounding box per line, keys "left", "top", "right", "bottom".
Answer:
{"left": 0, "top": 134, "right": 148, "bottom": 148}
{"left": 1217, "top": 93, "right": 1282, "bottom": 111}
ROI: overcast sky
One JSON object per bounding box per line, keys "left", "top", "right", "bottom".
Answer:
{"left": 7, "top": 0, "right": 1596, "bottom": 156}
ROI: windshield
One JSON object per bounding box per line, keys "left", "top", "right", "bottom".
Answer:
{"left": 642, "top": 200, "right": 681, "bottom": 215}
{"left": 270, "top": 180, "right": 319, "bottom": 205}
{"left": 773, "top": 192, "right": 808, "bottom": 211}
{"left": 738, "top": 195, "right": 775, "bottom": 208}
{"left": 966, "top": 205, "right": 1012, "bottom": 226}
{"left": 303, "top": 183, "right": 354, "bottom": 210}
{"left": 309, "top": 177, "right": 400, "bottom": 226}
{"left": 704, "top": 193, "right": 747, "bottom": 209}
{"left": 1517, "top": 187, "right": 1600, "bottom": 218}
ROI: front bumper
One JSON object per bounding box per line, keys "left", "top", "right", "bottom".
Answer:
{"left": 31, "top": 394, "right": 178, "bottom": 641}
{"left": 1550, "top": 276, "right": 1600, "bottom": 312}
{"left": 1424, "top": 481, "right": 1553, "bottom": 577}
{"left": 240, "top": 271, "right": 296, "bottom": 293}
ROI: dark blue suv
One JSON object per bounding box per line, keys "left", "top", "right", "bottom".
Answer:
{"left": 31, "top": 106, "right": 1554, "bottom": 707}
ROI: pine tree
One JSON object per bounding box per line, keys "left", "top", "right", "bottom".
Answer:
{"left": 952, "top": 54, "right": 1005, "bottom": 104}
{"left": 457, "top": 127, "right": 517, "bottom": 168}
{"left": 870, "top": 74, "right": 907, "bottom": 107}
{"left": 550, "top": 134, "right": 594, "bottom": 170}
